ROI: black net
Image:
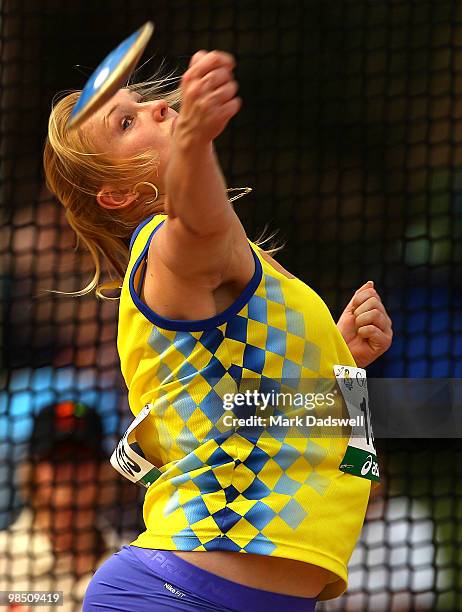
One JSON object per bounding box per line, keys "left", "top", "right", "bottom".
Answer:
{"left": 1, "top": 1, "right": 461, "bottom": 610}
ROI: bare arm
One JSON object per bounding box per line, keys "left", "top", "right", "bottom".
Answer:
{"left": 149, "top": 50, "right": 254, "bottom": 290}
{"left": 166, "top": 50, "right": 239, "bottom": 236}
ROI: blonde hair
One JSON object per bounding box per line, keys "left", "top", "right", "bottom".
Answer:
{"left": 44, "top": 67, "right": 283, "bottom": 300}
{"left": 253, "top": 224, "right": 285, "bottom": 257}
{"left": 43, "top": 68, "right": 181, "bottom": 298}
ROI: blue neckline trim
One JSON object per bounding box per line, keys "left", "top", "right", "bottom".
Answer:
{"left": 128, "top": 223, "right": 263, "bottom": 332}
{"left": 129, "top": 214, "right": 156, "bottom": 252}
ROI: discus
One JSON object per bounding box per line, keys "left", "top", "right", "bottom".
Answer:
{"left": 67, "top": 21, "right": 154, "bottom": 130}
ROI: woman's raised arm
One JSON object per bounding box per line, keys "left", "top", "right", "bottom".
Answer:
{"left": 150, "top": 50, "right": 254, "bottom": 290}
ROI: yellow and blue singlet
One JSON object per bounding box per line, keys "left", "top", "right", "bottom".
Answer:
{"left": 117, "top": 213, "right": 371, "bottom": 601}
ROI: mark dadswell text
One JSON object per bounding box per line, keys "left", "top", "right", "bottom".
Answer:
{"left": 222, "top": 414, "right": 365, "bottom": 428}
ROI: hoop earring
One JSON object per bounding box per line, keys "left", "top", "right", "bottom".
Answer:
{"left": 133, "top": 181, "right": 159, "bottom": 205}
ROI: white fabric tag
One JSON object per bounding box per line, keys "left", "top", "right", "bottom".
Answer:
{"left": 334, "top": 364, "right": 380, "bottom": 482}
{"left": 110, "top": 404, "right": 162, "bottom": 488}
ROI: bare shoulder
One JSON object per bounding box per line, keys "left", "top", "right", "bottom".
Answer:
{"left": 149, "top": 212, "right": 254, "bottom": 287}
{"left": 258, "top": 248, "right": 296, "bottom": 279}
{"left": 138, "top": 212, "right": 255, "bottom": 321}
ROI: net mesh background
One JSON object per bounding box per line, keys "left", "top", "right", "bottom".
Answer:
{"left": 1, "top": 1, "right": 461, "bottom": 610}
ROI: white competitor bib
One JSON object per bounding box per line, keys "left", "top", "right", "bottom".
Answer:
{"left": 334, "top": 365, "right": 380, "bottom": 483}
{"left": 110, "top": 403, "right": 162, "bottom": 488}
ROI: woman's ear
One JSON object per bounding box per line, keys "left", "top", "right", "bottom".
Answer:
{"left": 96, "top": 187, "right": 138, "bottom": 210}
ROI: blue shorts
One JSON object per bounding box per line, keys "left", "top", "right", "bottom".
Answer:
{"left": 83, "top": 545, "right": 317, "bottom": 611}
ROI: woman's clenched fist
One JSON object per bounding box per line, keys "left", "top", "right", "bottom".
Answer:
{"left": 337, "top": 281, "right": 393, "bottom": 368}
{"left": 176, "top": 50, "right": 241, "bottom": 146}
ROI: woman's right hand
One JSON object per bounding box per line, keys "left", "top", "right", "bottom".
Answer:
{"left": 176, "top": 50, "right": 241, "bottom": 146}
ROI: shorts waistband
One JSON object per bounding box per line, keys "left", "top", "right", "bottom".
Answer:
{"left": 127, "top": 545, "right": 317, "bottom": 612}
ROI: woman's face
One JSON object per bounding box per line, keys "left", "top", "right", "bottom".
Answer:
{"left": 87, "top": 88, "right": 179, "bottom": 189}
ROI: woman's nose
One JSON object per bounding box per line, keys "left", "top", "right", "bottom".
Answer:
{"left": 149, "top": 99, "right": 169, "bottom": 122}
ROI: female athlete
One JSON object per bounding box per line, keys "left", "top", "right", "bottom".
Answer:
{"left": 43, "top": 50, "right": 393, "bottom": 611}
